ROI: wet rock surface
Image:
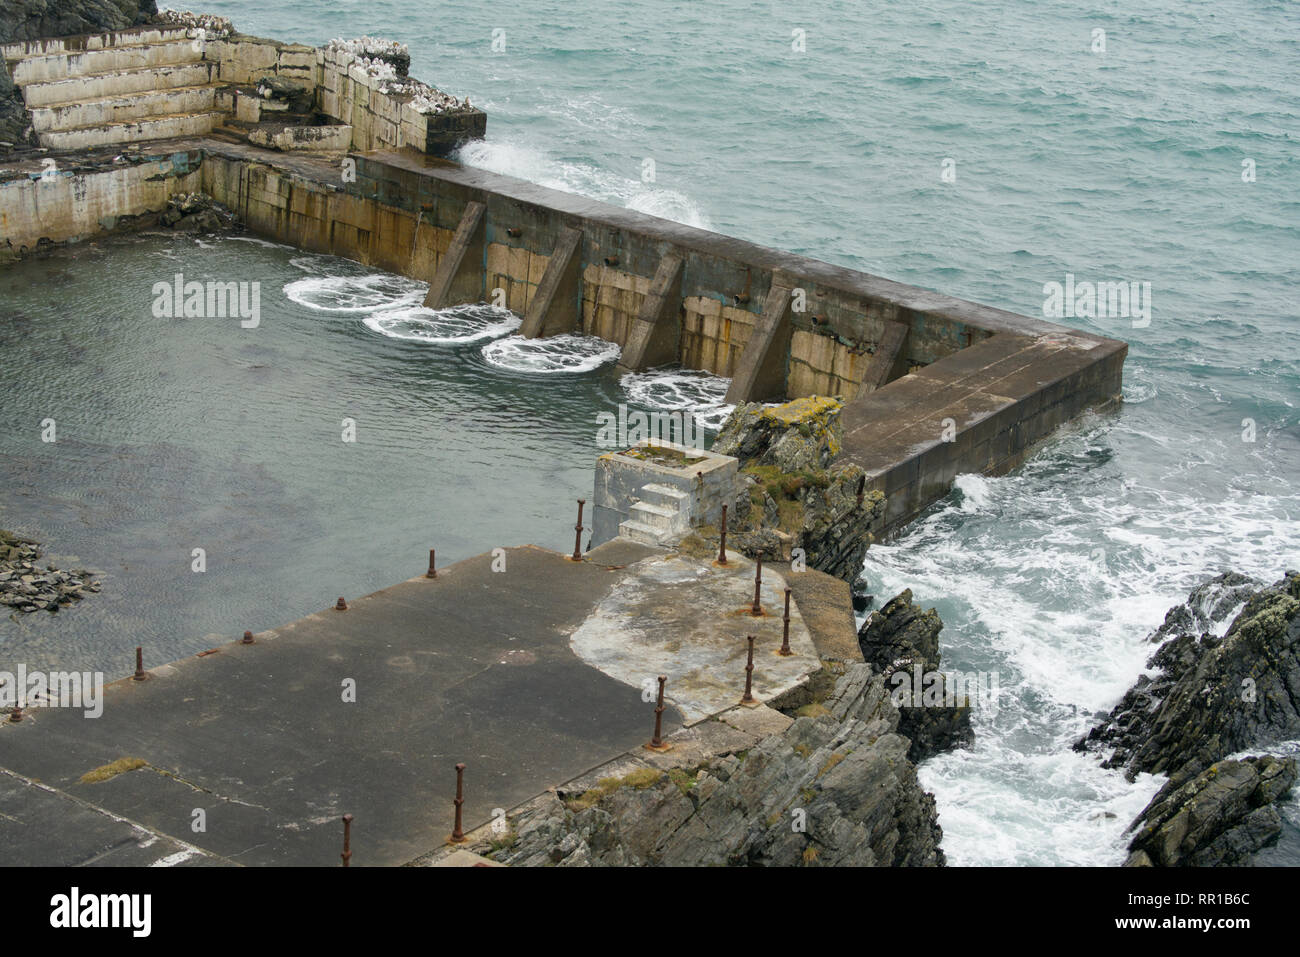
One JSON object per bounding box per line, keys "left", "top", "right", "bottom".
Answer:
{"left": 708, "top": 397, "right": 884, "bottom": 583}
{"left": 160, "top": 192, "right": 236, "bottom": 233}
{"left": 0, "top": 530, "right": 101, "bottom": 614}
{"left": 1078, "top": 571, "right": 1300, "bottom": 865}
{"left": 857, "top": 589, "right": 975, "bottom": 763}
{"left": 1126, "top": 755, "right": 1296, "bottom": 867}
{"left": 484, "top": 664, "right": 945, "bottom": 866}
{"left": 1079, "top": 571, "right": 1300, "bottom": 786}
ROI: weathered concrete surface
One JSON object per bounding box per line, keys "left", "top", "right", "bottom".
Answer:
{"left": 0, "top": 766, "right": 230, "bottom": 867}
{"left": 568, "top": 553, "right": 820, "bottom": 723}
{"left": 0, "top": 544, "right": 688, "bottom": 866}
{"left": 839, "top": 330, "right": 1126, "bottom": 534}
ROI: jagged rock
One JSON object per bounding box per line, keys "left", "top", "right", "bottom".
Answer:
{"left": 1078, "top": 571, "right": 1300, "bottom": 787}
{"left": 858, "top": 589, "right": 974, "bottom": 762}
{"left": 160, "top": 193, "right": 234, "bottom": 233}
{"left": 0, "top": 0, "right": 158, "bottom": 45}
{"left": 706, "top": 397, "right": 884, "bottom": 582}
{"left": 489, "top": 664, "right": 945, "bottom": 867}
{"left": 1125, "top": 756, "right": 1296, "bottom": 867}
{"left": 0, "top": 530, "right": 100, "bottom": 613}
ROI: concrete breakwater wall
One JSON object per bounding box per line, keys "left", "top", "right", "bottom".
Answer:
{"left": 194, "top": 144, "right": 1127, "bottom": 532}
{"left": 1, "top": 133, "right": 1127, "bottom": 535}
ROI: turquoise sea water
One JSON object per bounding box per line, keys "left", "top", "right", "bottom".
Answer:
{"left": 6, "top": 0, "right": 1299, "bottom": 864}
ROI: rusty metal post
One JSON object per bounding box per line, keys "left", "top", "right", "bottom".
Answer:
{"left": 717, "top": 504, "right": 728, "bottom": 565}
{"left": 335, "top": 596, "right": 348, "bottom": 611}
{"left": 856, "top": 474, "right": 866, "bottom": 508}
{"left": 449, "top": 763, "right": 468, "bottom": 844}
{"left": 741, "top": 635, "right": 757, "bottom": 705}
{"left": 341, "top": 813, "right": 353, "bottom": 867}
{"left": 645, "top": 675, "right": 671, "bottom": 752}
{"left": 7, "top": 704, "right": 22, "bottom": 723}
{"left": 780, "top": 588, "right": 793, "bottom": 655}
{"left": 132, "top": 646, "right": 148, "bottom": 681}
{"left": 751, "top": 555, "right": 763, "bottom": 616}
{"left": 242, "top": 630, "right": 254, "bottom": 645}
{"left": 427, "top": 548, "right": 437, "bottom": 579}
{"left": 572, "top": 500, "right": 586, "bottom": 561}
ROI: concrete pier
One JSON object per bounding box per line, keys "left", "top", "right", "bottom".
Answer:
{"left": 0, "top": 541, "right": 844, "bottom": 866}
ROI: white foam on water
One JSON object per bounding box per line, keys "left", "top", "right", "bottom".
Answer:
{"left": 620, "top": 368, "right": 734, "bottom": 431}
{"left": 481, "top": 333, "right": 621, "bottom": 373}
{"left": 284, "top": 274, "right": 426, "bottom": 312}
{"left": 861, "top": 417, "right": 1300, "bottom": 866}
{"left": 225, "top": 236, "right": 296, "bottom": 251}
{"left": 455, "top": 137, "right": 711, "bottom": 229}
{"left": 363, "top": 304, "right": 521, "bottom": 344}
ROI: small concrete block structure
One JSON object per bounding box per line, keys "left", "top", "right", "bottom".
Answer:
{"left": 591, "top": 440, "right": 738, "bottom": 549}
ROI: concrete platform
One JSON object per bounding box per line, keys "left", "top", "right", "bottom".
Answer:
{"left": 0, "top": 543, "right": 688, "bottom": 866}
{"left": 569, "top": 553, "right": 820, "bottom": 723}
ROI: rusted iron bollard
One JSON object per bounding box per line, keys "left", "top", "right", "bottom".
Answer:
{"left": 132, "top": 646, "right": 149, "bottom": 681}
{"left": 242, "top": 630, "right": 254, "bottom": 645}
{"left": 449, "top": 763, "right": 468, "bottom": 844}
{"left": 571, "top": 500, "right": 586, "bottom": 561}
{"left": 7, "top": 703, "right": 22, "bottom": 723}
{"left": 426, "top": 548, "right": 437, "bottom": 579}
{"left": 335, "top": 596, "right": 348, "bottom": 611}
{"left": 645, "top": 675, "right": 671, "bottom": 752}
{"left": 717, "top": 504, "right": 728, "bottom": 565}
{"left": 741, "top": 635, "right": 758, "bottom": 705}
{"left": 751, "top": 555, "right": 764, "bottom": 616}
{"left": 341, "top": 813, "right": 353, "bottom": 867}
{"left": 779, "top": 588, "right": 793, "bottom": 656}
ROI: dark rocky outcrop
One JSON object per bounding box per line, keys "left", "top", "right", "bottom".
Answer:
{"left": 857, "top": 589, "right": 974, "bottom": 763}
{"left": 1126, "top": 755, "right": 1296, "bottom": 867}
{"left": 706, "top": 397, "right": 884, "bottom": 583}
{"left": 160, "top": 192, "right": 235, "bottom": 233}
{"left": 1, "top": 529, "right": 102, "bottom": 613}
{"left": 0, "top": 0, "right": 158, "bottom": 43}
{"left": 1078, "top": 571, "right": 1300, "bottom": 787}
{"left": 486, "top": 665, "right": 945, "bottom": 866}
{"left": 1077, "top": 571, "right": 1300, "bottom": 865}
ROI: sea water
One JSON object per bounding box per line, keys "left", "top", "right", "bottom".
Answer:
{"left": 7, "top": 0, "right": 1299, "bottom": 864}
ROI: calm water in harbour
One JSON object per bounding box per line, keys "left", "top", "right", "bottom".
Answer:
{"left": 5, "top": 0, "right": 1300, "bottom": 864}
{"left": 0, "top": 233, "right": 703, "bottom": 676}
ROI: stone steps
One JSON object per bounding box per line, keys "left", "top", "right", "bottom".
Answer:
{"left": 618, "top": 481, "right": 692, "bottom": 544}
{"left": 617, "top": 520, "right": 664, "bottom": 546}
{"left": 8, "top": 40, "right": 205, "bottom": 86}
{"left": 30, "top": 84, "right": 218, "bottom": 133}
{"left": 38, "top": 110, "right": 225, "bottom": 151}
{"left": 20, "top": 62, "right": 220, "bottom": 108}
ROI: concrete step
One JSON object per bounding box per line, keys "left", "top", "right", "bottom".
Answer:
{"left": 639, "top": 482, "right": 690, "bottom": 509}
{"left": 627, "top": 500, "right": 681, "bottom": 533}
{"left": 10, "top": 40, "right": 204, "bottom": 86}
{"left": 21, "top": 62, "right": 220, "bottom": 108}
{"left": 38, "top": 110, "right": 223, "bottom": 150}
{"left": 1, "top": 26, "right": 195, "bottom": 64}
{"left": 30, "top": 84, "right": 218, "bottom": 133}
{"left": 618, "top": 519, "right": 667, "bottom": 546}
